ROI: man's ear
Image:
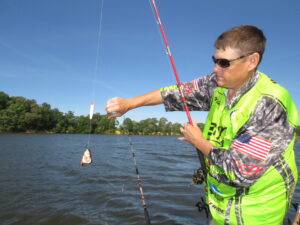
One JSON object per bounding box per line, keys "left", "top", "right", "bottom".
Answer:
{"left": 248, "top": 52, "right": 260, "bottom": 70}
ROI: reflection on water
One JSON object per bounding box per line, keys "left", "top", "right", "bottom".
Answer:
{"left": 0, "top": 134, "right": 299, "bottom": 225}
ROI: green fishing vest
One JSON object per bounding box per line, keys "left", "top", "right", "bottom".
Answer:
{"left": 202, "top": 72, "right": 299, "bottom": 225}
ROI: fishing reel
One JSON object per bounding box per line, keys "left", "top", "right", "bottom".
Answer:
{"left": 192, "top": 168, "right": 205, "bottom": 185}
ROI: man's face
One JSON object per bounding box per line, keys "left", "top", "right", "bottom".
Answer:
{"left": 212, "top": 47, "right": 252, "bottom": 91}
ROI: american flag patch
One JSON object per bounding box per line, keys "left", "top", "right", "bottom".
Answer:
{"left": 182, "top": 83, "right": 193, "bottom": 95}
{"left": 192, "top": 77, "right": 203, "bottom": 90}
{"left": 232, "top": 134, "right": 272, "bottom": 161}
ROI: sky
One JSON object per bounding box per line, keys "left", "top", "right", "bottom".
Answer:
{"left": 1, "top": 0, "right": 300, "bottom": 124}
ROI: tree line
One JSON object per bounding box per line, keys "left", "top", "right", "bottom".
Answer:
{"left": 0, "top": 91, "right": 183, "bottom": 135}
{"left": 1, "top": 91, "right": 299, "bottom": 136}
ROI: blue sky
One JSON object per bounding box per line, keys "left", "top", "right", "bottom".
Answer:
{"left": 1, "top": 0, "right": 300, "bottom": 124}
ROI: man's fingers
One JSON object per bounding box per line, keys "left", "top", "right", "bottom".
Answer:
{"left": 106, "top": 97, "right": 119, "bottom": 104}
{"left": 107, "top": 112, "right": 123, "bottom": 118}
{"left": 180, "top": 127, "right": 184, "bottom": 133}
{"left": 106, "top": 103, "right": 119, "bottom": 113}
{"left": 193, "top": 120, "right": 198, "bottom": 127}
{"left": 106, "top": 97, "right": 128, "bottom": 118}
{"left": 106, "top": 97, "right": 122, "bottom": 113}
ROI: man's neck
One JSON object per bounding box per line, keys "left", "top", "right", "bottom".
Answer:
{"left": 227, "top": 89, "right": 236, "bottom": 101}
{"left": 227, "top": 70, "right": 256, "bottom": 101}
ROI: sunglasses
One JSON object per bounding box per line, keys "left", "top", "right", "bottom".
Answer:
{"left": 212, "top": 52, "right": 254, "bottom": 68}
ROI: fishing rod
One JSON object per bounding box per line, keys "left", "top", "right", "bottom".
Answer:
{"left": 127, "top": 133, "right": 151, "bottom": 225}
{"left": 149, "top": 0, "right": 207, "bottom": 179}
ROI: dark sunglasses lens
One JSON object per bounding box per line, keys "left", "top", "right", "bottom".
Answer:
{"left": 212, "top": 56, "right": 230, "bottom": 68}
{"left": 218, "top": 59, "right": 230, "bottom": 68}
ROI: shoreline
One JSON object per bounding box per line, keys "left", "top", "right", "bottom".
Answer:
{"left": 0, "top": 131, "right": 182, "bottom": 136}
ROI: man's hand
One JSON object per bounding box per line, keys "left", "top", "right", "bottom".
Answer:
{"left": 105, "top": 89, "right": 163, "bottom": 119}
{"left": 178, "top": 120, "right": 213, "bottom": 156}
{"left": 179, "top": 120, "right": 204, "bottom": 144}
{"left": 105, "top": 97, "right": 130, "bottom": 118}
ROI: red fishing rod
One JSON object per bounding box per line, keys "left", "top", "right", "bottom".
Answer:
{"left": 149, "top": 0, "right": 207, "bottom": 178}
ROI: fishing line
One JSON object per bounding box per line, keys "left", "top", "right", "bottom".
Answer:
{"left": 80, "top": 0, "right": 105, "bottom": 167}
{"left": 87, "top": 0, "right": 105, "bottom": 147}
{"left": 91, "top": 0, "right": 105, "bottom": 103}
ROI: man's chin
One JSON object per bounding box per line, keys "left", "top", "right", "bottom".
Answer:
{"left": 217, "top": 80, "right": 225, "bottom": 87}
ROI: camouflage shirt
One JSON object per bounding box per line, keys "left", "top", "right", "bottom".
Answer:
{"left": 160, "top": 71, "right": 297, "bottom": 188}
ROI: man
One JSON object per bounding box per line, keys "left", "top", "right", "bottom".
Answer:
{"left": 106, "top": 25, "right": 299, "bottom": 225}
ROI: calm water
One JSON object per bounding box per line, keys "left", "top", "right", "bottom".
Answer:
{"left": 0, "top": 134, "right": 299, "bottom": 225}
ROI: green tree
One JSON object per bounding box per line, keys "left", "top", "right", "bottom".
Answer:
{"left": 121, "top": 118, "right": 134, "bottom": 134}
{"left": 158, "top": 117, "right": 168, "bottom": 134}
{"left": 23, "top": 102, "right": 57, "bottom": 132}
{"left": 64, "top": 111, "right": 76, "bottom": 133}
{"left": 0, "top": 91, "right": 9, "bottom": 110}
{"left": 0, "top": 90, "right": 213, "bottom": 135}
{"left": 138, "top": 118, "right": 158, "bottom": 135}
{"left": 108, "top": 117, "right": 118, "bottom": 134}
{"left": 171, "top": 122, "right": 182, "bottom": 135}
{"left": 76, "top": 115, "right": 90, "bottom": 133}
{"left": 132, "top": 121, "right": 140, "bottom": 134}
{"left": 40, "top": 103, "right": 56, "bottom": 130}
{"left": 95, "top": 114, "right": 113, "bottom": 134}
{"left": 24, "top": 102, "right": 42, "bottom": 131}
{"left": 2, "top": 96, "right": 32, "bottom": 132}
{"left": 51, "top": 109, "right": 66, "bottom": 133}
{"left": 164, "top": 122, "right": 173, "bottom": 135}
{"left": 91, "top": 113, "right": 117, "bottom": 134}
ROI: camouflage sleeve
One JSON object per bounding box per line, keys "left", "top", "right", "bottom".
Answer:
{"left": 208, "top": 96, "right": 296, "bottom": 188}
{"left": 160, "top": 73, "right": 217, "bottom": 111}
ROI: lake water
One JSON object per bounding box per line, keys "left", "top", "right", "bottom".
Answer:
{"left": 0, "top": 134, "right": 299, "bottom": 225}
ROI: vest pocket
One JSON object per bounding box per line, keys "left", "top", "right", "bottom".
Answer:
{"left": 207, "top": 175, "right": 237, "bottom": 198}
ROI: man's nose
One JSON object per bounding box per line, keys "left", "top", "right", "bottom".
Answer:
{"left": 213, "top": 63, "right": 221, "bottom": 73}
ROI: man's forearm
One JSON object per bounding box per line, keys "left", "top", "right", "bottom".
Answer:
{"left": 106, "top": 89, "right": 163, "bottom": 118}
{"left": 127, "top": 89, "right": 163, "bottom": 110}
